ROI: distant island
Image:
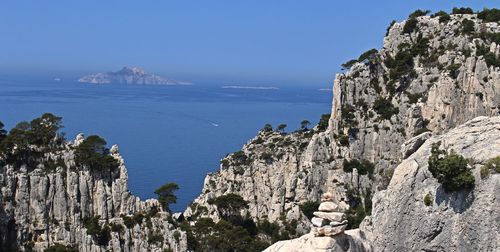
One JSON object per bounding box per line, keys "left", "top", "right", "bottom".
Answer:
{"left": 78, "top": 66, "right": 190, "bottom": 85}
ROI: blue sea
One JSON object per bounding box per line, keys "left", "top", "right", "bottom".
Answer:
{"left": 0, "top": 78, "right": 331, "bottom": 212}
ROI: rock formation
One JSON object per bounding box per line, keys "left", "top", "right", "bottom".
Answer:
{"left": 364, "top": 116, "right": 500, "bottom": 251}
{"left": 311, "top": 193, "right": 349, "bottom": 237}
{"left": 264, "top": 192, "right": 369, "bottom": 252}
{"left": 0, "top": 134, "right": 187, "bottom": 251}
{"left": 78, "top": 66, "right": 188, "bottom": 85}
{"left": 183, "top": 10, "right": 500, "bottom": 251}
{"left": 188, "top": 11, "right": 500, "bottom": 236}
{"left": 264, "top": 116, "right": 500, "bottom": 251}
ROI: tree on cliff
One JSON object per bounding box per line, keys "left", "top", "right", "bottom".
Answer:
{"left": 262, "top": 123, "right": 273, "bottom": 132}
{"left": 277, "top": 124, "right": 287, "bottom": 133}
{"left": 74, "top": 135, "right": 118, "bottom": 171}
{"left": 300, "top": 120, "right": 311, "bottom": 130}
{"left": 155, "top": 182, "right": 179, "bottom": 212}
{"left": 0, "top": 121, "right": 6, "bottom": 143}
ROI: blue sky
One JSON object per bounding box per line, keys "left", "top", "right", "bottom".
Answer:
{"left": 0, "top": 1, "right": 497, "bottom": 86}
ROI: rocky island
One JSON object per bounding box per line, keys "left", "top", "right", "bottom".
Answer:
{"left": 78, "top": 67, "right": 187, "bottom": 85}
{"left": 1, "top": 7, "right": 499, "bottom": 252}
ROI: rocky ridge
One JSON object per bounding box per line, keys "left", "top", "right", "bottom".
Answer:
{"left": 0, "top": 134, "right": 187, "bottom": 251}
{"left": 187, "top": 10, "right": 500, "bottom": 243}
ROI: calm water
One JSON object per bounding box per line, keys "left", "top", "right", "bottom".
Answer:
{"left": 0, "top": 78, "right": 331, "bottom": 211}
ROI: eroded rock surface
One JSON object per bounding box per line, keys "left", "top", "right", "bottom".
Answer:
{"left": 0, "top": 135, "right": 187, "bottom": 251}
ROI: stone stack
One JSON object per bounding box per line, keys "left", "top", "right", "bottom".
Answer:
{"left": 311, "top": 193, "right": 349, "bottom": 237}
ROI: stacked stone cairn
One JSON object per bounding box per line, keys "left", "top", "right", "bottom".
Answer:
{"left": 310, "top": 192, "right": 349, "bottom": 237}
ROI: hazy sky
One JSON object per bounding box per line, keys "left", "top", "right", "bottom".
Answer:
{"left": 0, "top": 1, "right": 497, "bottom": 86}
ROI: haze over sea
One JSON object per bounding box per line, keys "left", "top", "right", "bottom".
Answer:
{"left": 0, "top": 77, "right": 331, "bottom": 212}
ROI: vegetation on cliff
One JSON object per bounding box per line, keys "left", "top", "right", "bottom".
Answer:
{"left": 428, "top": 142, "right": 475, "bottom": 192}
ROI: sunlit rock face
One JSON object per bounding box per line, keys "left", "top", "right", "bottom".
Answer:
{"left": 189, "top": 13, "right": 500, "bottom": 240}
{"left": 0, "top": 134, "right": 187, "bottom": 252}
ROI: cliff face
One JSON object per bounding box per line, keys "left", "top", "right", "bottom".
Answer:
{"left": 0, "top": 134, "right": 187, "bottom": 252}
{"left": 264, "top": 116, "right": 500, "bottom": 252}
{"left": 365, "top": 116, "right": 500, "bottom": 251}
{"left": 188, "top": 11, "right": 500, "bottom": 237}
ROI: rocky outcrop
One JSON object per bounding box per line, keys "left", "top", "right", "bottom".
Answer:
{"left": 78, "top": 67, "right": 188, "bottom": 85}
{"left": 0, "top": 135, "right": 187, "bottom": 252}
{"left": 363, "top": 116, "right": 500, "bottom": 251}
{"left": 311, "top": 193, "right": 349, "bottom": 237}
{"left": 265, "top": 115, "right": 500, "bottom": 251}
{"left": 264, "top": 192, "right": 370, "bottom": 252}
{"left": 188, "top": 11, "right": 500, "bottom": 235}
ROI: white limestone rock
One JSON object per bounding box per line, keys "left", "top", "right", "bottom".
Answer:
{"left": 311, "top": 217, "right": 329, "bottom": 227}
{"left": 318, "top": 201, "right": 339, "bottom": 212}
{"left": 313, "top": 212, "right": 346, "bottom": 222}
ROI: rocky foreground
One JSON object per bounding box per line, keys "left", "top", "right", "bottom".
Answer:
{"left": 264, "top": 116, "right": 500, "bottom": 251}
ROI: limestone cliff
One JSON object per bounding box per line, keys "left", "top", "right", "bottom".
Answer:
{"left": 0, "top": 134, "right": 187, "bottom": 252}
{"left": 187, "top": 10, "right": 500, "bottom": 239}
{"left": 365, "top": 116, "right": 500, "bottom": 251}
{"left": 264, "top": 116, "right": 500, "bottom": 251}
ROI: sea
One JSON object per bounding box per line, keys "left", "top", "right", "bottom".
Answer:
{"left": 0, "top": 77, "right": 332, "bottom": 212}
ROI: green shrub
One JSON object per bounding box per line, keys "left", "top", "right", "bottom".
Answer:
{"left": 122, "top": 215, "right": 135, "bottom": 228}
{"left": 406, "top": 92, "right": 424, "bottom": 104}
{"left": 474, "top": 32, "right": 500, "bottom": 45}
{"left": 483, "top": 156, "right": 500, "bottom": 173}
{"left": 431, "top": 11, "right": 451, "bottom": 23}
{"left": 82, "top": 215, "right": 111, "bottom": 246}
{"left": 341, "top": 104, "right": 357, "bottom": 127}
{"left": 299, "top": 201, "right": 320, "bottom": 219}
{"left": 148, "top": 233, "right": 164, "bottom": 244}
{"left": 317, "top": 114, "right": 331, "bottom": 132}
{"left": 423, "top": 193, "right": 433, "bottom": 206}
{"left": 480, "top": 165, "right": 490, "bottom": 179}
{"left": 461, "top": 19, "right": 475, "bottom": 34}
{"left": 385, "top": 50, "right": 414, "bottom": 82}
{"left": 341, "top": 48, "right": 378, "bottom": 69}
{"left": 338, "top": 134, "right": 349, "bottom": 146}
{"left": 210, "top": 194, "right": 248, "bottom": 218}
{"left": 0, "top": 121, "right": 6, "bottom": 143}
{"left": 343, "top": 159, "right": 375, "bottom": 175}
{"left": 409, "top": 9, "right": 430, "bottom": 18}
{"left": 83, "top": 215, "right": 101, "bottom": 237}
{"left": 452, "top": 7, "right": 473, "bottom": 15}
{"left": 0, "top": 113, "right": 65, "bottom": 169}
{"left": 428, "top": 143, "right": 475, "bottom": 192}
{"left": 110, "top": 222, "right": 124, "bottom": 233}
{"left": 477, "top": 8, "right": 500, "bottom": 22}
{"left": 345, "top": 189, "right": 366, "bottom": 229}
{"left": 483, "top": 52, "right": 500, "bottom": 68}
{"left": 402, "top": 18, "right": 418, "bottom": 34}
{"left": 74, "top": 135, "right": 118, "bottom": 171}
{"left": 411, "top": 37, "right": 430, "bottom": 57}
{"left": 154, "top": 182, "right": 179, "bottom": 212}
{"left": 447, "top": 63, "right": 461, "bottom": 78}
{"left": 386, "top": 20, "right": 396, "bottom": 36}
{"left": 260, "top": 153, "right": 274, "bottom": 163}
{"left": 341, "top": 59, "right": 358, "bottom": 69}
{"left": 262, "top": 124, "right": 273, "bottom": 132}
{"left": 373, "top": 97, "right": 399, "bottom": 120}
{"left": 232, "top": 150, "right": 252, "bottom": 165}
{"left": 358, "top": 48, "right": 378, "bottom": 62}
